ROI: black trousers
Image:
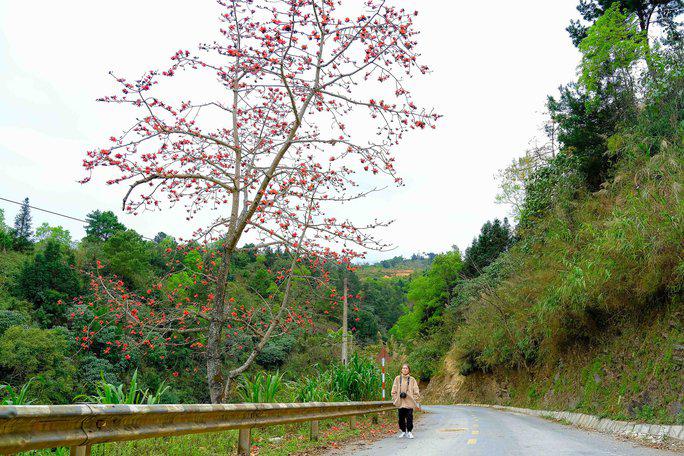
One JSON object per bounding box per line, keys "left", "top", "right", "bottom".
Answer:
{"left": 398, "top": 407, "right": 414, "bottom": 432}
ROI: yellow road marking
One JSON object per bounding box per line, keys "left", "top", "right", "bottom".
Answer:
{"left": 467, "top": 438, "right": 477, "bottom": 445}
{"left": 472, "top": 430, "right": 479, "bottom": 435}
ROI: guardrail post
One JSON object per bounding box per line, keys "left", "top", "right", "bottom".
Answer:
{"left": 349, "top": 415, "right": 356, "bottom": 428}
{"left": 310, "top": 420, "right": 319, "bottom": 441}
{"left": 372, "top": 414, "right": 379, "bottom": 424}
{"left": 70, "top": 445, "right": 91, "bottom": 456}
{"left": 237, "top": 428, "right": 251, "bottom": 455}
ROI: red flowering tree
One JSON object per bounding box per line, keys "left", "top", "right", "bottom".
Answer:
{"left": 81, "top": 0, "right": 438, "bottom": 403}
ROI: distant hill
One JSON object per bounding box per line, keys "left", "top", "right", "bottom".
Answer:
{"left": 355, "top": 254, "right": 435, "bottom": 280}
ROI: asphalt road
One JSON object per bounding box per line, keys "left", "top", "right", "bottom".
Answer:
{"left": 328, "top": 405, "right": 675, "bottom": 455}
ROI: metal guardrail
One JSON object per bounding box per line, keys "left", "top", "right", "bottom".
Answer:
{"left": 0, "top": 401, "right": 395, "bottom": 455}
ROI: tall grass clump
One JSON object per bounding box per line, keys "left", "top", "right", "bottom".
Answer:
{"left": 237, "top": 371, "right": 284, "bottom": 403}
{"left": 0, "top": 377, "right": 34, "bottom": 405}
{"left": 76, "top": 370, "right": 169, "bottom": 404}
{"left": 294, "top": 374, "right": 337, "bottom": 402}
{"left": 293, "top": 355, "right": 381, "bottom": 403}
{"left": 328, "top": 355, "right": 381, "bottom": 401}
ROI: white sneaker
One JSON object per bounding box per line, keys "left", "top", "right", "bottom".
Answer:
{"left": 398, "top": 431, "right": 405, "bottom": 438}
{"left": 407, "top": 431, "right": 414, "bottom": 439}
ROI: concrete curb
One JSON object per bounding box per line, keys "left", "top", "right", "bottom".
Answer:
{"left": 456, "top": 403, "right": 684, "bottom": 444}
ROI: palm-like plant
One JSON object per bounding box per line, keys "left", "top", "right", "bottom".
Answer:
{"left": 76, "top": 370, "right": 169, "bottom": 405}
{"left": 237, "top": 371, "right": 283, "bottom": 403}
{"left": 295, "top": 373, "right": 338, "bottom": 402}
{"left": 0, "top": 378, "right": 34, "bottom": 405}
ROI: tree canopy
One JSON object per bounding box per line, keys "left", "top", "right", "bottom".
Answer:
{"left": 85, "top": 210, "right": 126, "bottom": 242}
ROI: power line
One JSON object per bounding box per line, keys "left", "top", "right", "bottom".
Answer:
{"left": 0, "top": 196, "right": 154, "bottom": 241}
{"left": 0, "top": 197, "right": 87, "bottom": 223}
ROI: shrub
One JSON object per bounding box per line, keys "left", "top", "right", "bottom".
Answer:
{"left": 256, "top": 334, "right": 295, "bottom": 369}
{"left": 0, "top": 325, "right": 76, "bottom": 403}
{"left": 77, "top": 355, "right": 118, "bottom": 387}
{"left": 0, "top": 310, "right": 28, "bottom": 335}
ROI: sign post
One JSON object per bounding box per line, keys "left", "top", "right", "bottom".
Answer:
{"left": 375, "top": 346, "right": 389, "bottom": 423}
{"left": 376, "top": 346, "right": 389, "bottom": 401}
{"left": 342, "top": 277, "right": 348, "bottom": 365}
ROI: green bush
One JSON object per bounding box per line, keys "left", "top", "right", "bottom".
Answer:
{"left": 0, "top": 310, "right": 28, "bottom": 335}
{"left": 256, "top": 334, "right": 295, "bottom": 369}
{"left": 0, "top": 325, "right": 76, "bottom": 403}
{"left": 77, "top": 355, "right": 119, "bottom": 387}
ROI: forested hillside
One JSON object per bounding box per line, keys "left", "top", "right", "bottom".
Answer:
{"left": 390, "top": 1, "right": 684, "bottom": 424}
{"left": 0, "top": 204, "right": 414, "bottom": 404}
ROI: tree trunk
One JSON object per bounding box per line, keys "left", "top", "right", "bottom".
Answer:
{"left": 206, "top": 249, "right": 232, "bottom": 403}
{"left": 206, "top": 316, "right": 225, "bottom": 404}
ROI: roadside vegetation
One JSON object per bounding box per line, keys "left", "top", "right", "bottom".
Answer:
{"left": 390, "top": 0, "right": 684, "bottom": 425}
{"left": 0, "top": 199, "right": 410, "bottom": 406}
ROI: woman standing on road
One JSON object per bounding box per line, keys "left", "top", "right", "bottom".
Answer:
{"left": 391, "top": 363, "right": 421, "bottom": 439}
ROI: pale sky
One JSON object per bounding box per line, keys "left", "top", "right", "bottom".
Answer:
{"left": 0, "top": 0, "right": 580, "bottom": 262}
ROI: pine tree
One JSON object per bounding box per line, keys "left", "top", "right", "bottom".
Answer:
{"left": 462, "top": 218, "right": 515, "bottom": 278}
{"left": 13, "top": 198, "right": 33, "bottom": 239}
{"left": 84, "top": 210, "right": 125, "bottom": 241}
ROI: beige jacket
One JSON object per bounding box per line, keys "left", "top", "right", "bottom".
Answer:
{"left": 391, "top": 374, "right": 421, "bottom": 409}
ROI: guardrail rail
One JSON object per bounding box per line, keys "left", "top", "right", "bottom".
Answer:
{"left": 0, "top": 401, "right": 395, "bottom": 455}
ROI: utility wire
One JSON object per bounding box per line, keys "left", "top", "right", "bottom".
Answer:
{"left": 0, "top": 196, "right": 87, "bottom": 223}
{"left": 0, "top": 196, "right": 154, "bottom": 241}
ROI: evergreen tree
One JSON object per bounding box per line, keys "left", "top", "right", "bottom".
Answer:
{"left": 462, "top": 218, "right": 515, "bottom": 278}
{"left": 16, "top": 240, "right": 81, "bottom": 327}
{"left": 153, "top": 231, "right": 170, "bottom": 244}
{"left": 84, "top": 210, "right": 126, "bottom": 241}
{"left": 13, "top": 198, "right": 33, "bottom": 240}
